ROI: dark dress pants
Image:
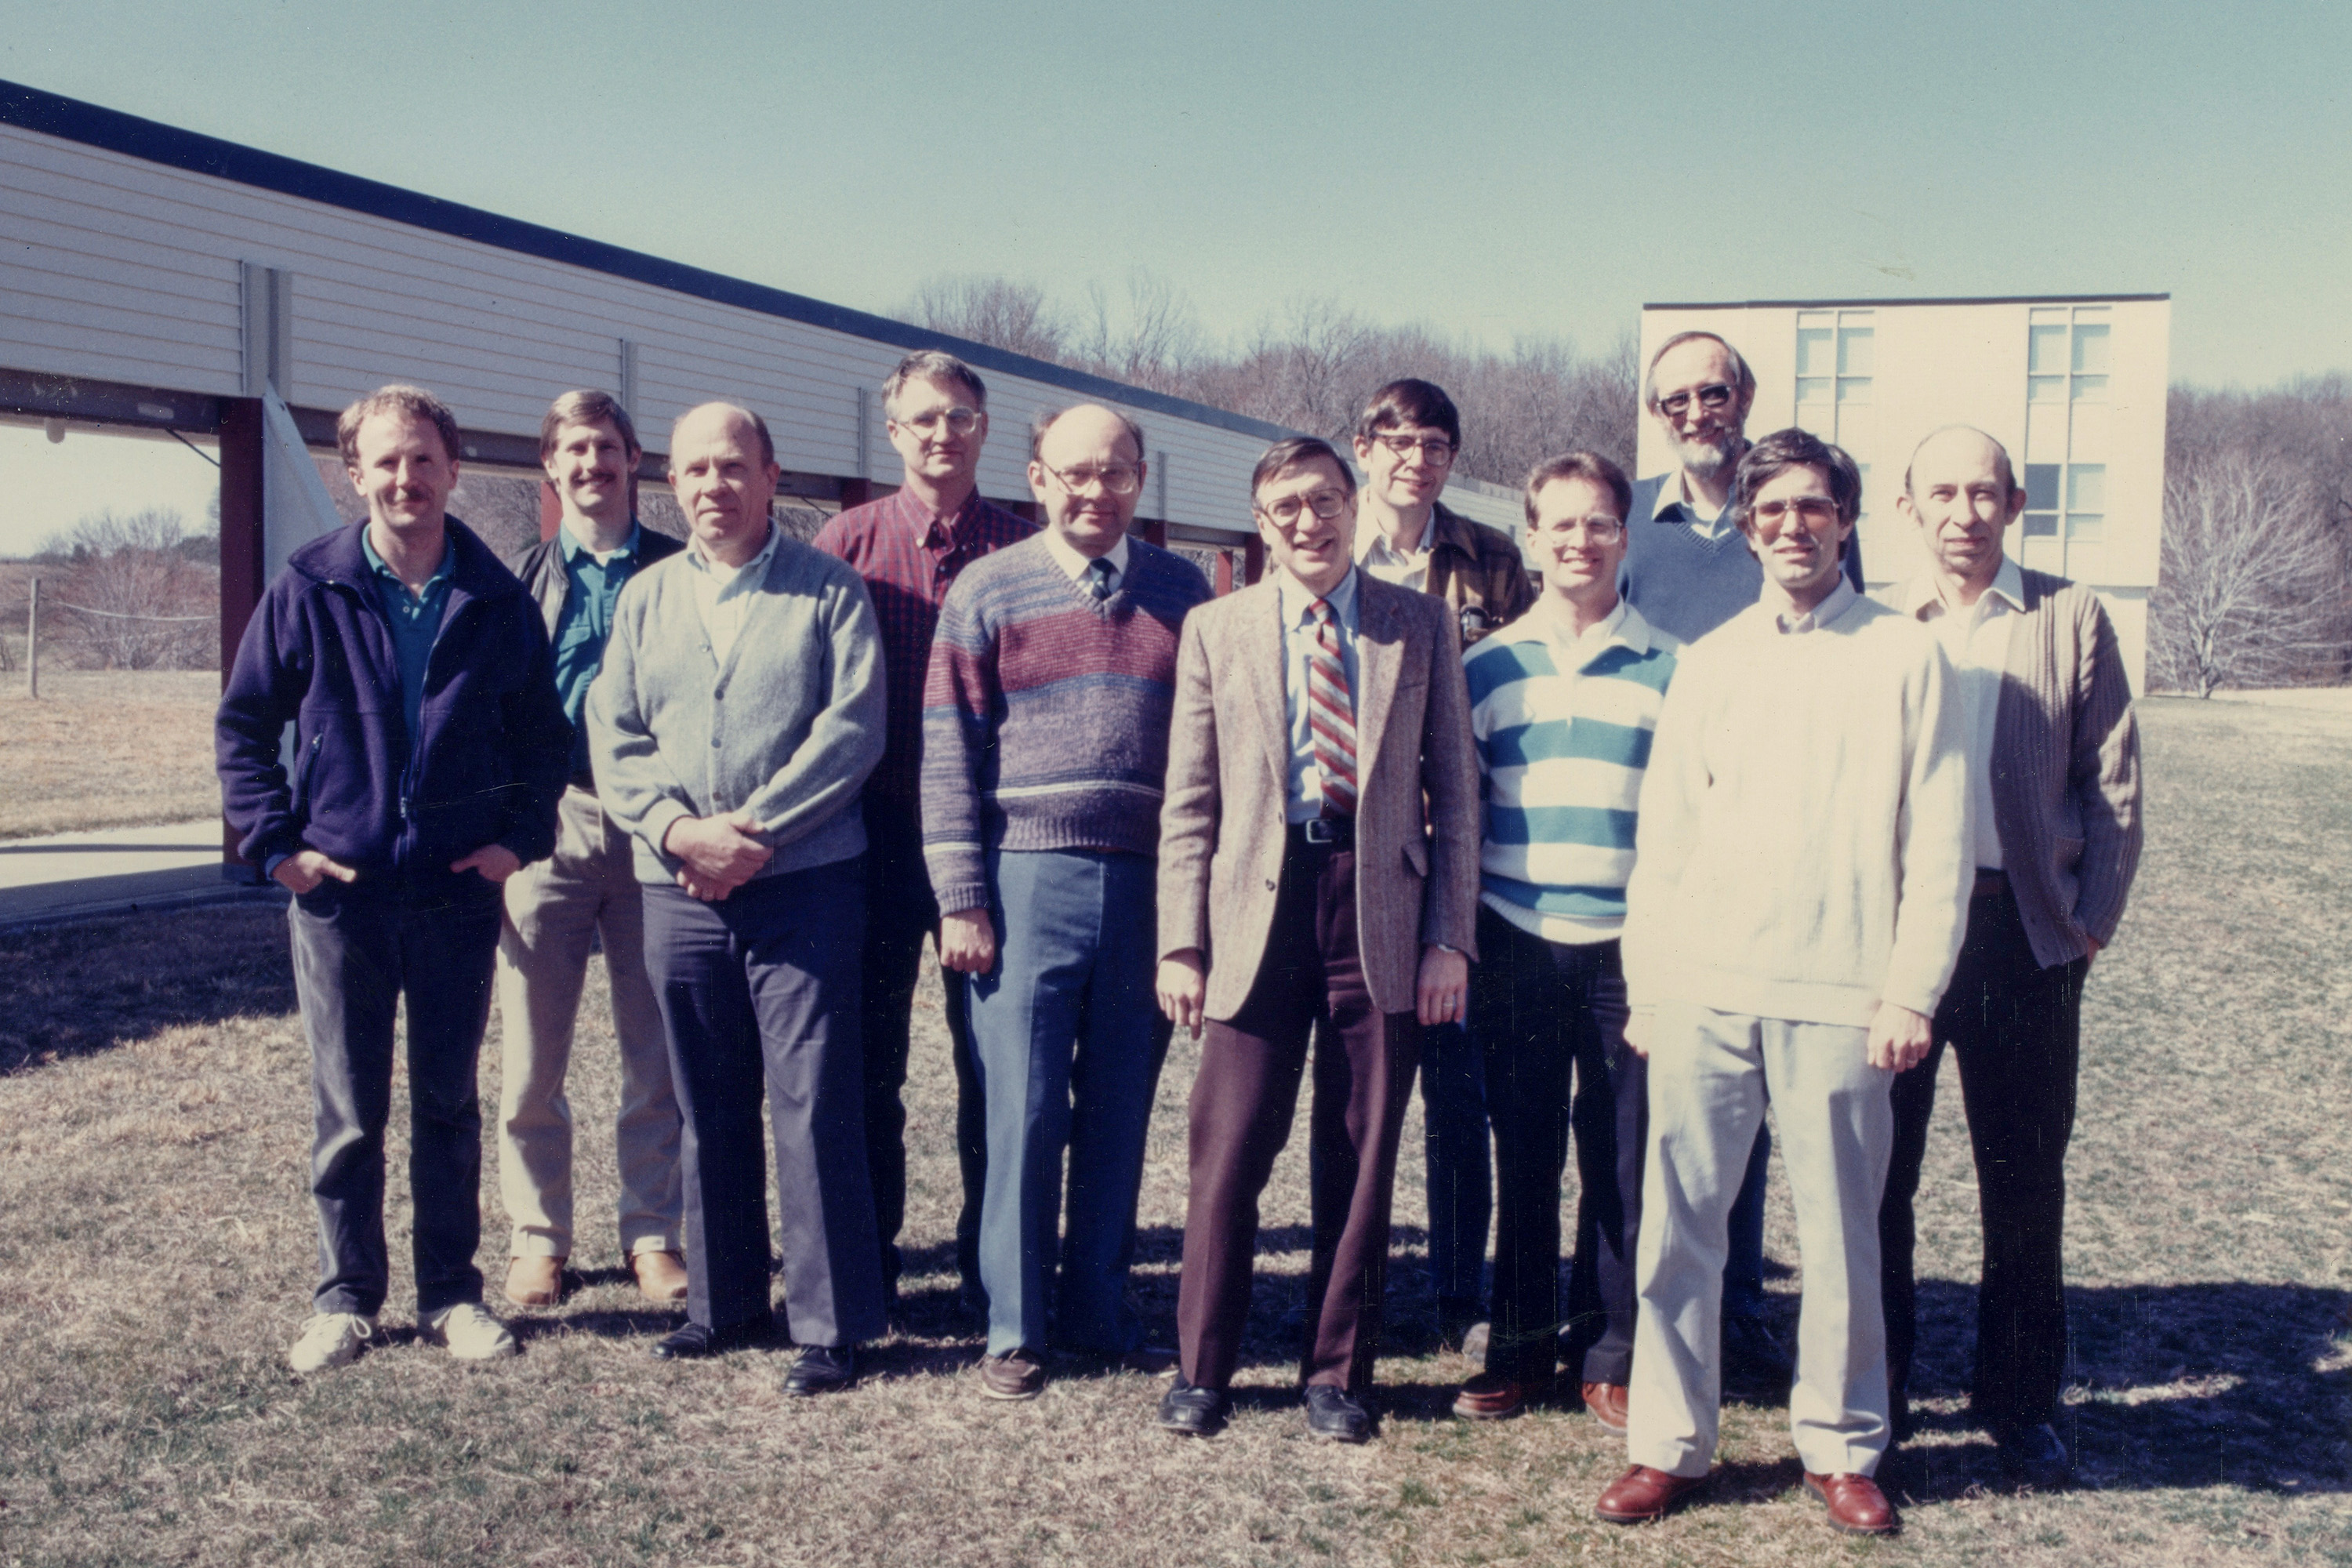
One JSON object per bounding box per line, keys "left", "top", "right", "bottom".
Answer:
{"left": 1420, "top": 1018, "right": 1491, "bottom": 1318}
{"left": 644, "top": 861, "right": 886, "bottom": 1348}
{"left": 856, "top": 794, "right": 981, "bottom": 1303}
{"left": 1175, "top": 835, "right": 1420, "bottom": 1394}
{"left": 289, "top": 873, "right": 502, "bottom": 1319}
{"left": 1880, "top": 883, "right": 2086, "bottom": 1430}
{"left": 1469, "top": 908, "right": 1646, "bottom": 1387}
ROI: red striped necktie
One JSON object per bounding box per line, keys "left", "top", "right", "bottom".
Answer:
{"left": 1308, "top": 597, "right": 1358, "bottom": 817}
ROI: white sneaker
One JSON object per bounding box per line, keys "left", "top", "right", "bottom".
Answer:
{"left": 289, "top": 1311, "right": 377, "bottom": 1372}
{"left": 428, "top": 1301, "right": 520, "bottom": 1361}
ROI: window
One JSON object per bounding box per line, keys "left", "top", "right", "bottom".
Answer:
{"left": 2021, "top": 308, "right": 2114, "bottom": 570}
{"left": 1794, "top": 311, "right": 1875, "bottom": 506}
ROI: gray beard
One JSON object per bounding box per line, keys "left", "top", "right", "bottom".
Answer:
{"left": 1676, "top": 433, "right": 1744, "bottom": 481}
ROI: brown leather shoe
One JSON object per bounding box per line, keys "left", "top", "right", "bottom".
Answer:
{"left": 631, "top": 1250, "right": 689, "bottom": 1303}
{"left": 1452, "top": 1371, "right": 1530, "bottom": 1421}
{"left": 979, "top": 1349, "right": 1046, "bottom": 1401}
{"left": 1581, "top": 1381, "right": 1630, "bottom": 1435}
{"left": 1595, "top": 1465, "right": 1707, "bottom": 1523}
{"left": 504, "top": 1254, "right": 564, "bottom": 1308}
{"left": 1804, "top": 1472, "right": 1898, "bottom": 1536}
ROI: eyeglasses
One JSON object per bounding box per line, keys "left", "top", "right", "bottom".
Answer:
{"left": 1255, "top": 489, "right": 1351, "bottom": 526}
{"left": 1371, "top": 433, "right": 1457, "bottom": 465}
{"left": 1751, "top": 496, "right": 1841, "bottom": 526}
{"left": 1535, "top": 516, "right": 1625, "bottom": 543}
{"left": 893, "top": 406, "right": 983, "bottom": 437}
{"left": 1043, "top": 462, "right": 1143, "bottom": 496}
{"left": 1653, "top": 383, "right": 1737, "bottom": 419}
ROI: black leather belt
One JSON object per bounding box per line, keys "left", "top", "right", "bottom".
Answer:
{"left": 1291, "top": 816, "right": 1356, "bottom": 850}
{"left": 1972, "top": 869, "right": 2008, "bottom": 900}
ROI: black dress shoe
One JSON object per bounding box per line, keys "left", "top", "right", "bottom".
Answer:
{"left": 1158, "top": 1375, "right": 1229, "bottom": 1437}
{"left": 649, "top": 1317, "right": 771, "bottom": 1360}
{"left": 1994, "top": 1421, "right": 2072, "bottom": 1490}
{"left": 782, "top": 1344, "right": 858, "bottom": 1396}
{"left": 1720, "top": 1313, "right": 1793, "bottom": 1390}
{"left": 1304, "top": 1383, "right": 1374, "bottom": 1443}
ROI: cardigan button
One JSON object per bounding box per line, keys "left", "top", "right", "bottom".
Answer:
{"left": 1265, "top": 878, "right": 1276, "bottom": 891}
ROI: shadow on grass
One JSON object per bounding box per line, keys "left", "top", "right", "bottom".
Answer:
{"left": 1888, "top": 1279, "right": 2350, "bottom": 1501}
{"left": 0, "top": 904, "right": 295, "bottom": 1074}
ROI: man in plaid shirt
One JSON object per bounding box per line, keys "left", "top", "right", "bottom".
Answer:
{"left": 813, "top": 350, "right": 1036, "bottom": 1315}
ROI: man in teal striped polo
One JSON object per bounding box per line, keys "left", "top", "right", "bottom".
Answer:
{"left": 1450, "top": 452, "right": 1675, "bottom": 1427}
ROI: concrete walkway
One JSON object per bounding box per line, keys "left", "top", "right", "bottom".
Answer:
{"left": 0, "top": 820, "right": 283, "bottom": 930}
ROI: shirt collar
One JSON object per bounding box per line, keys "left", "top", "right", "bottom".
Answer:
{"left": 1354, "top": 510, "right": 1435, "bottom": 566}
{"left": 686, "top": 521, "right": 778, "bottom": 582}
{"left": 359, "top": 528, "right": 454, "bottom": 592}
{"left": 1279, "top": 564, "right": 1359, "bottom": 628}
{"left": 1039, "top": 525, "right": 1131, "bottom": 584}
{"left": 557, "top": 517, "right": 641, "bottom": 564}
{"left": 898, "top": 485, "right": 983, "bottom": 547}
{"left": 1902, "top": 554, "right": 2027, "bottom": 621}
{"left": 1648, "top": 466, "right": 1733, "bottom": 528}
{"left": 1774, "top": 575, "right": 1859, "bottom": 634}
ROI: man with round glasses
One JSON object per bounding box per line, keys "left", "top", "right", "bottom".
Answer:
{"left": 1597, "top": 427, "right": 1969, "bottom": 1534}
{"left": 815, "top": 350, "right": 1036, "bottom": 1320}
{"left": 924, "top": 405, "right": 1209, "bottom": 1399}
{"left": 1621, "top": 331, "right": 1871, "bottom": 1391}
{"left": 1349, "top": 378, "right": 1531, "bottom": 1359}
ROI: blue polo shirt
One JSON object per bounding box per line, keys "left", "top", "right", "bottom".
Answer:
{"left": 552, "top": 521, "right": 646, "bottom": 774}
{"left": 360, "top": 527, "right": 456, "bottom": 743}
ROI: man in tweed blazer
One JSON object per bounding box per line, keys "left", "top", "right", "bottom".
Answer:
{"left": 1878, "top": 425, "right": 2143, "bottom": 1489}
{"left": 1152, "top": 436, "right": 1480, "bottom": 1443}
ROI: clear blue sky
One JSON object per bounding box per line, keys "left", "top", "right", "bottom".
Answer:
{"left": 1, "top": 0, "right": 2347, "bottom": 553}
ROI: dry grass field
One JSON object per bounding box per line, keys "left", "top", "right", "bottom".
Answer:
{"left": 0, "top": 670, "right": 220, "bottom": 838}
{"left": 0, "top": 695, "right": 2347, "bottom": 1566}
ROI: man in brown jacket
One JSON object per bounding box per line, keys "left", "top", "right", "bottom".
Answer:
{"left": 1349, "top": 377, "right": 1534, "bottom": 1350}
{"left": 1878, "top": 425, "right": 2143, "bottom": 1490}
{"left": 1154, "top": 436, "right": 1481, "bottom": 1443}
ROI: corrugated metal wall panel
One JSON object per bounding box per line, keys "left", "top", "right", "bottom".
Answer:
{"left": 0, "top": 118, "right": 1281, "bottom": 535}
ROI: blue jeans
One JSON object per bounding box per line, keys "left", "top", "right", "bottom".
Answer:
{"left": 290, "top": 874, "right": 502, "bottom": 1319}
{"left": 1421, "top": 1019, "right": 1490, "bottom": 1312}
{"left": 967, "top": 849, "right": 1169, "bottom": 1357}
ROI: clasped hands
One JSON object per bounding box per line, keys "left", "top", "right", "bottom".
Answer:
{"left": 662, "top": 810, "right": 772, "bottom": 901}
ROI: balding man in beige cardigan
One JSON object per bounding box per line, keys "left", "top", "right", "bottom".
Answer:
{"left": 1878, "top": 425, "right": 2143, "bottom": 1491}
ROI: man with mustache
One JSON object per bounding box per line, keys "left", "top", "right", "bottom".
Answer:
{"left": 1598, "top": 428, "right": 1969, "bottom": 1535}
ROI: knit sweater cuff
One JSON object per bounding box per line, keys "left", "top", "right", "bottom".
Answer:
{"left": 926, "top": 849, "right": 987, "bottom": 918}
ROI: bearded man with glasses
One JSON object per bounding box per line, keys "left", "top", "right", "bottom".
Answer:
{"left": 815, "top": 350, "right": 1036, "bottom": 1320}
{"left": 922, "top": 405, "right": 1210, "bottom": 1399}
{"left": 1595, "top": 428, "right": 1969, "bottom": 1535}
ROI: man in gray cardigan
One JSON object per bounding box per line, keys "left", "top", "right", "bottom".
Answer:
{"left": 1878, "top": 425, "right": 2143, "bottom": 1488}
{"left": 586, "top": 401, "right": 889, "bottom": 1393}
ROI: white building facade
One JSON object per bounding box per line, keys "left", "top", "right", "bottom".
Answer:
{"left": 1638, "top": 295, "right": 2169, "bottom": 690}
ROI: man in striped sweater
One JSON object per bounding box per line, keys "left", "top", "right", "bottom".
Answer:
{"left": 922, "top": 404, "right": 1212, "bottom": 1400}
{"left": 1453, "top": 452, "right": 1675, "bottom": 1428}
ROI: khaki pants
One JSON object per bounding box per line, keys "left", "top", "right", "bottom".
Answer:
{"left": 495, "top": 785, "right": 681, "bottom": 1260}
{"left": 1627, "top": 1004, "right": 1893, "bottom": 1479}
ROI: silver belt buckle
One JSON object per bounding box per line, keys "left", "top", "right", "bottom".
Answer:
{"left": 1304, "top": 818, "right": 1340, "bottom": 845}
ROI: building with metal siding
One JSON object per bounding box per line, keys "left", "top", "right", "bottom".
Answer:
{"left": 1636, "top": 296, "right": 2169, "bottom": 691}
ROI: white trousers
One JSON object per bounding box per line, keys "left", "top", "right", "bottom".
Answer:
{"left": 495, "top": 786, "right": 682, "bottom": 1259}
{"left": 1627, "top": 1004, "right": 1893, "bottom": 1479}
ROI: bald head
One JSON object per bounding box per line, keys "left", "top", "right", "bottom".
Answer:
{"left": 1028, "top": 403, "right": 1148, "bottom": 559}
{"left": 1897, "top": 423, "right": 2027, "bottom": 597}
{"left": 669, "top": 401, "right": 781, "bottom": 568}
{"left": 1904, "top": 424, "right": 2016, "bottom": 503}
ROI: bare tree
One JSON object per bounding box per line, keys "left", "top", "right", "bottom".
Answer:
{"left": 1073, "top": 270, "right": 1204, "bottom": 395}
{"left": 900, "top": 275, "right": 1065, "bottom": 362}
{"left": 39, "top": 507, "right": 217, "bottom": 670}
{"left": 2151, "top": 445, "right": 2352, "bottom": 695}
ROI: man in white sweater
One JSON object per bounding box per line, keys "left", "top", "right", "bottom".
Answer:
{"left": 1595, "top": 428, "right": 1973, "bottom": 1537}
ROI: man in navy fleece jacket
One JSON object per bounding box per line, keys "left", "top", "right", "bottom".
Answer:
{"left": 216, "top": 383, "right": 569, "bottom": 1374}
